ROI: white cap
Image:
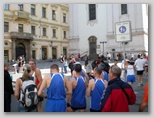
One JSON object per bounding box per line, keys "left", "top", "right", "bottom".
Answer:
{"left": 74, "top": 62, "right": 81, "bottom": 65}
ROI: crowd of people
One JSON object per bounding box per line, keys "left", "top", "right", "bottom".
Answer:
{"left": 4, "top": 53, "right": 148, "bottom": 112}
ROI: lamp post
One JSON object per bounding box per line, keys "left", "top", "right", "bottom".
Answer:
{"left": 100, "top": 41, "right": 107, "bottom": 56}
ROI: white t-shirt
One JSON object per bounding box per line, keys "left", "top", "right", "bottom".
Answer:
{"left": 134, "top": 58, "right": 144, "bottom": 71}
{"left": 127, "top": 65, "right": 134, "bottom": 75}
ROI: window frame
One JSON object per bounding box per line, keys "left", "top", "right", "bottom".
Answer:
{"left": 4, "top": 22, "right": 9, "bottom": 32}
{"left": 121, "top": 4, "right": 128, "bottom": 15}
{"left": 18, "top": 24, "right": 23, "bottom": 32}
{"left": 18, "top": 4, "right": 23, "bottom": 11}
{"left": 63, "top": 13, "right": 66, "bottom": 23}
{"left": 52, "top": 10, "right": 56, "bottom": 20}
{"left": 43, "top": 27, "right": 46, "bottom": 36}
{"left": 89, "top": 4, "right": 96, "bottom": 21}
{"left": 63, "top": 31, "right": 66, "bottom": 39}
{"left": 31, "top": 4, "right": 35, "bottom": 16}
{"left": 53, "top": 29, "right": 56, "bottom": 37}
{"left": 4, "top": 4, "right": 9, "bottom": 10}
{"left": 42, "top": 7, "right": 46, "bottom": 18}
{"left": 31, "top": 26, "right": 35, "bottom": 35}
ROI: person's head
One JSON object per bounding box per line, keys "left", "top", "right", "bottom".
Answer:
{"left": 50, "top": 64, "right": 59, "bottom": 73}
{"left": 4, "top": 62, "right": 10, "bottom": 71}
{"left": 29, "top": 59, "right": 37, "bottom": 70}
{"left": 109, "top": 65, "right": 121, "bottom": 80}
{"left": 98, "top": 63, "right": 106, "bottom": 72}
{"left": 125, "top": 59, "right": 130, "bottom": 65}
{"left": 138, "top": 54, "right": 141, "bottom": 58}
{"left": 22, "top": 64, "right": 32, "bottom": 81}
{"left": 93, "top": 67, "right": 102, "bottom": 77}
{"left": 114, "top": 59, "right": 118, "bottom": 65}
{"left": 74, "top": 64, "right": 82, "bottom": 73}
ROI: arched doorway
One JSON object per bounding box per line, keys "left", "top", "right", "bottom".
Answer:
{"left": 88, "top": 36, "right": 98, "bottom": 60}
{"left": 16, "top": 43, "right": 26, "bottom": 60}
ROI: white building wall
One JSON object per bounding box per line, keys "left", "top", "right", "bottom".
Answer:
{"left": 106, "top": 4, "right": 148, "bottom": 58}
{"left": 69, "top": 4, "right": 148, "bottom": 59}
{"left": 69, "top": 4, "right": 107, "bottom": 57}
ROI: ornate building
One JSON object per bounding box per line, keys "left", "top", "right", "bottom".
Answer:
{"left": 4, "top": 4, "right": 69, "bottom": 62}
{"left": 69, "top": 4, "right": 148, "bottom": 60}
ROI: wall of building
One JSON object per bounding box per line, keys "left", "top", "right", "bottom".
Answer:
{"left": 4, "top": 4, "right": 69, "bottom": 61}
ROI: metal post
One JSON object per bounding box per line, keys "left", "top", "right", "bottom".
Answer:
{"left": 123, "top": 42, "right": 125, "bottom": 62}
{"left": 103, "top": 43, "right": 105, "bottom": 56}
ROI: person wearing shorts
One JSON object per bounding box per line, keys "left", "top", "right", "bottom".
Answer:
{"left": 134, "top": 55, "right": 145, "bottom": 86}
{"left": 67, "top": 63, "right": 87, "bottom": 112}
{"left": 125, "top": 60, "right": 136, "bottom": 86}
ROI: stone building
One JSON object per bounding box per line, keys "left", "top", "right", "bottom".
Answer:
{"left": 4, "top": 4, "right": 69, "bottom": 62}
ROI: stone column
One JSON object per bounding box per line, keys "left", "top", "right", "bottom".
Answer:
{"left": 12, "top": 39, "right": 16, "bottom": 60}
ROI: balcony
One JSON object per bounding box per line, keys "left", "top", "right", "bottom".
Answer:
{"left": 13, "top": 10, "right": 30, "bottom": 22}
{"left": 10, "top": 32, "right": 33, "bottom": 40}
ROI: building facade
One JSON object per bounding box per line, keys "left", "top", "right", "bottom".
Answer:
{"left": 4, "top": 4, "right": 69, "bottom": 62}
{"left": 69, "top": 4, "right": 148, "bottom": 60}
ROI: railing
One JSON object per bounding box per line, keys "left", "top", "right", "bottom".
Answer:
{"left": 13, "top": 10, "right": 30, "bottom": 20}
{"left": 80, "top": 49, "right": 89, "bottom": 58}
{"left": 10, "top": 32, "right": 33, "bottom": 39}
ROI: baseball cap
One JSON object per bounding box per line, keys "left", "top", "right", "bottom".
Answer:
{"left": 74, "top": 62, "right": 81, "bottom": 65}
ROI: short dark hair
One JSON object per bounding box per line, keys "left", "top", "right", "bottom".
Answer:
{"left": 29, "top": 58, "right": 37, "bottom": 64}
{"left": 94, "top": 67, "right": 102, "bottom": 75}
{"left": 138, "top": 54, "right": 141, "bottom": 58}
{"left": 50, "top": 64, "right": 59, "bottom": 70}
{"left": 74, "top": 64, "right": 82, "bottom": 72}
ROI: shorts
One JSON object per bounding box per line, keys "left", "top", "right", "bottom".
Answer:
{"left": 126, "top": 75, "right": 136, "bottom": 83}
{"left": 137, "top": 70, "right": 144, "bottom": 75}
{"left": 90, "top": 108, "right": 101, "bottom": 112}
{"left": 70, "top": 105, "right": 86, "bottom": 111}
{"left": 38, "top": 96, "right": 44, "bottom": 102}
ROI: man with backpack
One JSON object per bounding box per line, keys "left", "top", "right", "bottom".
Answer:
{"left": 29, "top": 59, "right": 43, "bottom": 112}
{"left": 14, "top": 64, "right": 38, "bottom": 112}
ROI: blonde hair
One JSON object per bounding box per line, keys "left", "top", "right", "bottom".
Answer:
{"left": 22, "top": 64, "right": 31, "bottom": 81}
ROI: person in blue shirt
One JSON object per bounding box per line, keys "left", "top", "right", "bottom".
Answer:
{"left": 38, "top": 64, "right": 69, "bottom": 112}
{"left": 98, "top": 63, "right": 109, "bottom": 81}
{"left": 67, "top": 63, "right": 87, "bottom": 112}
{"left": 87, "top": 67, "right": 108, "bottom": 112}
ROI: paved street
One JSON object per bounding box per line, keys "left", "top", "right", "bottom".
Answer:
{"left": 9, "top": 61, "right": 148, "bottom": 112}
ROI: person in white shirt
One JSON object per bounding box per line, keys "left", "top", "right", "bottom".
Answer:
{"left": 84, "top": 60, "right": 93, "bottom": 79}
{"left": 134, "top": 54, "right": 145, "bottom": 86}
{"left": 125, "top": 60, "right": 136, "bottom": 86}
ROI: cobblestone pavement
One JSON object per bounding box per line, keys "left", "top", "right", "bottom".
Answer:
{"left": 9, "top": 61, "right": 148, "bottom": 112}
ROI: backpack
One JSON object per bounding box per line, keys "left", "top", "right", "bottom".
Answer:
{"left": 19, "top": 78, "right": 38, "bottom": 112}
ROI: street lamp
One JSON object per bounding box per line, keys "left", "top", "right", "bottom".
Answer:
{"left": 100, "top": 41, "right": 107, "bottom": 56}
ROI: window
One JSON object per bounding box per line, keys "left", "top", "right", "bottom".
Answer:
{"left": 43, "top": 28, "right": 46, "bottom": 36}
{"left": 89, "top": 4, "right": 96, "bottom": 20}
{"left": 18, "top": 24, "right": 23, "bottom": 32}
{"left": 52, "top": 10, "right": 56, "bottom": 20}
{"left": 4, "top": 22, "right": 9, "bottom": 32}
{"left": 31, "top": 4, "right": 35, "bottom": 16}
{"left": 63, "top": 13, "right": 66, "bottom": 23}
{"left": 18, "top": 4, "right": 23, "bottom": 11}
{"left": 64, "top": 31, "right": 66, "bottom": 38}
{"left": 53, "top": 29, "right": 56, "bottom": 37}
{"left": 42, "top": 7, "right": 46, "bottom": 18}
{"left": 121, "top": 4, "right": 127, "bottom": 15}
{"left": 32, "top": 50, "right": 36, "bottom": 59}
{"left": 4, "top": 4, "right": 9, "bottom": 10}
{"left": 31, "top": 26, "right": 35, "bottom": 35}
